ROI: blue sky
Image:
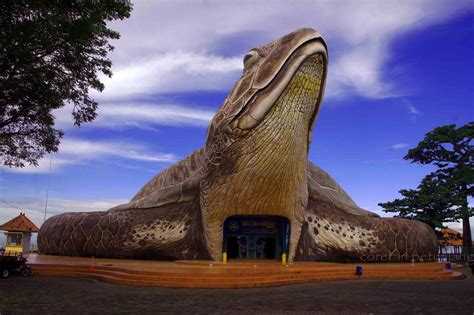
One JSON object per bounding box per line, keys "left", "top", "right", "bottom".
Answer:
{"left": 1, "top": 0, "right": 473, "bottom": 243}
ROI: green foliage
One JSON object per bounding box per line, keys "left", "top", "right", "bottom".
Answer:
{"left": 404, "top": 122, "right": 473, "bottom": 169}
{"left": 379, "top": 175, "right": 466, "bottom": 230}
{"left": 404, "top": 122, "right": 473, "bottom": 196}
{"left": 0, "top": 0, "right": 132, "bottom": 167}
{"left": 404, "top": 121, "right": 473, "bottom": 210}
{"left": 381, "top": 121, "right": 473, "bottom": 247}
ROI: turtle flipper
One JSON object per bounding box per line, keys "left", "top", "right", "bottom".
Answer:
{"left": 38, "top": 199, "right": 211, "bottom": 260}
{"left": 294, "top": 199, "right": 437, "bottom": 262}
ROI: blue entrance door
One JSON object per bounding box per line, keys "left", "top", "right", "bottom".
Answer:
{"left": 223, "top": 216, "right": 290, "bottom": 261}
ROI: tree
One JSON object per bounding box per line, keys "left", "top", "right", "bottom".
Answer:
{"left": 379, "top": 175, "right": 463, "bottom": 231}
{"left": 404, "top": 122, "right": 473, "bottom": 249}
{"left": 0, "top": 0, "right": 132, "bottom": 168}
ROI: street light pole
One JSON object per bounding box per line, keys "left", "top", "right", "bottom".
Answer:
{"left": 43, "top": 155, "right": 53, "bottom": 223}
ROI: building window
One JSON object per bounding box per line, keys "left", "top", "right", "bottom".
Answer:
{"left": 6, "top": 234, "right": 22, "bottom": 246}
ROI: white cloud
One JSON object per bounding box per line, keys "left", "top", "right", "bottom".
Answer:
{"left": 390, "top": 143, "right": 409, "bottom": 150}
{"left": 58, "top": 138, "right": 177, "bottom": 162}
{"left": 404, "top": 100, "right": 424, "bottom": 121}
{"left": 409, "top": 104, "right": 423, "bottom": 116}
{"left": 93, "top": 52, "right": 242, "bottom": 101}
{"left": 48, "top": 1, "right": 471, "bottom": 131}
{"left": 445, "top": 219, "right": 474, "bottom": 239}
{"left": 327, "top": 41, "right": 392, "bottom": 98}
{"left": 3, "top": 137, "right": 178, "bottom": 174}
{"left": 54, "top": 102, "right": 215, "bottom": 130}
{"left": 97, "top": 0, "right": 473, "bottom": 100}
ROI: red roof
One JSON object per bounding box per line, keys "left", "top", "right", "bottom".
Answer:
{"left": 0, "top": 212, "right": 39, "bottom": 233}
{"left": 442, "top": 228, "right": 462, "bottom": 236}
{"left": 439, "top": 228, "right": 463, "bottom": 246}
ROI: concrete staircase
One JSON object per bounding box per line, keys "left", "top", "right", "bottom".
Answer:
{"left": 28, "top": 256, "right": 466, "bottom": 288}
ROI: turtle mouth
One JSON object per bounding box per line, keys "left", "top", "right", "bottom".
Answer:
{"left": 230, "top": 39, "right": 328, "bottom": 145}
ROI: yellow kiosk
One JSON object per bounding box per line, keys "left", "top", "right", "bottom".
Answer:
{"left": 0, "top": 213, "right": 39, "bottom": 255}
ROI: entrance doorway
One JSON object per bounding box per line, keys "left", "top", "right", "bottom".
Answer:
{"left": 223, "top": 216, "right": 290, "bottom": 261}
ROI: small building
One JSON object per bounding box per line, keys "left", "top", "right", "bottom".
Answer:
{"left": 438, "top": 228, "right": 464, "bottom": 254}
{"left": 0, "top": 213, "right": 39, "bottom": 255}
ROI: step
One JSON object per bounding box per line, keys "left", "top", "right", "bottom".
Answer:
{"left": 31, "top": 267, "right": 464, "bottom": 289}
{"left": 31, "top": 264, "right": 357, "bottom": 278}
{"left": 28, "top": 259, "right": 466, "bottom": 289}
{"left": 33, "top": 267, "right": 354, "bottom": 283}
{"left": 34, "top": 265, "right": 450, "bottom": 281}
{"left": 31, "top": 264, "right": 453, "bottom": 279}
{"left": 31, "top": 271, "right": 361, "bottom": 288}
{"left": 34, "top": 270, "right": 464, "bottom": 289}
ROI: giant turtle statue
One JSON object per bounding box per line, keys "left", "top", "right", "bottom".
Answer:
{"left": 38, "top": 28, "right": 438, "bottom": 262}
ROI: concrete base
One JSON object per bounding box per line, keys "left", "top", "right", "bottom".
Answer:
{"left": 26, "top": 254, "right": 465, "bottom": 288}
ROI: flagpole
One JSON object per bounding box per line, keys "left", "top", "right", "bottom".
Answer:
{"left": 43, "top": 155, "right": 53, "bottom": 223}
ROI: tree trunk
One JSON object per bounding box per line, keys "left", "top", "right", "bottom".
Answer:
{"left": 462, "top": 214, "right": 472, "bottom": 249}
{"left": 461, "top": 185, "right": 472, "bottom": 253}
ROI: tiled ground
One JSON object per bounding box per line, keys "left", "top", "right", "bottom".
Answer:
{"left": 0, "top": 267, "right": 473, "bottom": 314}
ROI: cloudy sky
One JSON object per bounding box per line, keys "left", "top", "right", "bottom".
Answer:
{"left": 1, "top": 0, "right": 473, "bottom": 244}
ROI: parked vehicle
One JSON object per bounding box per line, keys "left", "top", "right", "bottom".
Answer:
{"left": 0, "top": 252, "right": 32, "bottom": 278}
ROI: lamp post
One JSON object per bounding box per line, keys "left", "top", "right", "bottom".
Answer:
{"left": 43, "top": 155, "right": 53, "bottom": 223}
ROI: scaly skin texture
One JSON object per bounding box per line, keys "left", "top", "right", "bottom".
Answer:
{"left": 201, "top": 55, "right": 323, "bottom": 260}
{"left": 38, "top": 28, "right": 438, "bottom": 262}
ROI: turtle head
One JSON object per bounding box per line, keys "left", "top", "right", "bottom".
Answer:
{"left": 204, "top": 28, "right": 328, "bottom": 167}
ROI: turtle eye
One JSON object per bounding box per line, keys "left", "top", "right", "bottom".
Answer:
{"left": 243, "top": 50, "right": 259, "bottom": 69}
